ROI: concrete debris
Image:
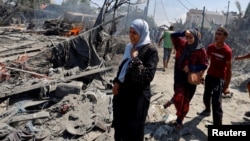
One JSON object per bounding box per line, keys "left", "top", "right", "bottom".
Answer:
{"left": 0, "top": 0, "right": 131, "bottom": 140}
{"left": 66, "top": 124, "right": 86, "bottom": 136}
{"left": 93, "top": 120, "right": 108, "bottom": 132}
{"left": 8, "top": 111, "right": 50, "bottom": 123}
{"left": 147, "top": 105, "right": 168, "bottom": 122}
{"left": 152, "top": 125, "right": 174, "bottom": 141}
{"left": 163, "top": 114, "right": 177, "bottom": 124}
{"left": 0, "top": 98, "right": 9, "bottom": 113}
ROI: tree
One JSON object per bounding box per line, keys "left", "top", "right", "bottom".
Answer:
{"left": 235, "top": 0, "right": 243, "bottom": 19}
{"left": 62, "top": 0, "right": 93, "bottom": 14}
{"left": 115, "top": 4, "right": 156, "bottom": 35}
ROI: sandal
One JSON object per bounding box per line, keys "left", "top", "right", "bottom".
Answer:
{"left": 174, "top": 118, "right": 183, "bottom": 130}
{"left": 175, "top": 123, "right": 183, "bottom": 130}
{"left": 222, "top": 92, "right": 233, "bottom": 98}
{"left": 244, "top": 111, "right": 250, "bottom": 117}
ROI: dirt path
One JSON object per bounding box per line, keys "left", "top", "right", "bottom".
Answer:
{"left": 146, "top": 47, "right": 250, "bottom": 141}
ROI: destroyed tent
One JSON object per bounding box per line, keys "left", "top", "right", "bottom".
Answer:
{"left": 0, "top": 21, "right": 119, "bottom": 98}
{"left": 0, "top": 0, "right": 126, "bottom": 98}
{"left": 0, "top": 15, "right": 124, "bottom": 141}
{"left": 0, "top": 0, "right": 128, "bottom": 140}
{"left": 0, "top": 16, "right": 125, "bottom": 140}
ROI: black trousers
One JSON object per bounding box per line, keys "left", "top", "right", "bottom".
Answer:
{"left": 112, "top": 92, "right": 150, "bottom": 141}
{"left": 203, "top": 74, "right": 224, "bottom": 125}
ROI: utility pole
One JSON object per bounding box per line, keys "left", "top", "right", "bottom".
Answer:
{"left": 153, "top": 0, "right": 156, "bottom": 20}
{"left": 225, "top": 0, "right": 230, "bottom": 26}
{"left": 200, "top": 6, "right": 205, "bottom": 40}
{"left": 124, "top": 3, "right": 130, "bottom": 35}
{"left": 143, "top": 0, "right": 150, "bottom": 20}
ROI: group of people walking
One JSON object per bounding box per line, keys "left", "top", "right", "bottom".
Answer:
{"left": 111, "top": 18, "right": 248, "bottom": 141}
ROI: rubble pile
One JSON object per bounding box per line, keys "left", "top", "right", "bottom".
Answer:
{"left": 0, "top": 25, "right": 124, "bottom": 141}
{"left": 0, "top": 78, "right": 116, "bottom": 141}
{"left": 0, "top": 0, "right": 176, "bottom": 141}
{"left": 0, "top": 11, "right": 126, "bottom": 141}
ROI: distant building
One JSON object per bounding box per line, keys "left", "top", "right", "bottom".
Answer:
{"left": 50, "top": 0, "right": 56, "bottom": 4}
{"left": 185, "top": 8, "right": 238, "bottom": 30}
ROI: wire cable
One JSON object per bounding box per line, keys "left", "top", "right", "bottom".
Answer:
{"left": 160, "top": 0, "right": 171, "bottom": 23}
{"left": 184, "top": 0, "right": 197, "bottom": 9}
{"left": 177, "top": 0, "right": 189, "bottom": 11}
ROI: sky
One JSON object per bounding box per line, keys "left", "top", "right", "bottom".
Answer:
{"left": 55, "top": 0, "right": 250, "bottom": 26}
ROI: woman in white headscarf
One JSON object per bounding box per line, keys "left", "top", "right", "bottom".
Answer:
{"left": 112, "top": 19, "right": 159, "bottom": 141}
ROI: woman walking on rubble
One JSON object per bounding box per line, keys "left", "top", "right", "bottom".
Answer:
{"left": 112, "top": 19, "right": 159, "bottom": 141}
{"left": 164, "top": 29, "right": 209, "bottom": 129}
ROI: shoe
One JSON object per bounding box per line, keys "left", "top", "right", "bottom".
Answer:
{"left": 174, "top": 121, "right": 183, "bottom": 130}
{"left": 205, "top": 122, "right": 213, "bottom": 128}
{"left": 244, "top": 111, "right": 250, "bottom": 117}
{"left": 162, "top": 68, "right": 166, "bottom": 72}
{"left": 174, "top": 118, "right": 183, "bottom": 129}
{"left": 197, "top": 110, "right": 211, "bottom": 116}
{"left": 222, "top": 92, "right": 233, "bottom": 98}
{"left": 163, "top": 100, "right": 173, "bottom": 109}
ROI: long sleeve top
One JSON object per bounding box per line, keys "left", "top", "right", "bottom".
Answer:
{"left": 171, "top": 31, "right": 209, "bottom": 72}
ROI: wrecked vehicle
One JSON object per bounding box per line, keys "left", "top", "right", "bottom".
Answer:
{"left": 43, "top": 11, "right": 96, "bottom": 36}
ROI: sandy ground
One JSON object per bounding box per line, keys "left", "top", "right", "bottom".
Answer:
{"left": 106, "top": 46, "right": 250, "bottom": 141}
{"left": 142, "top": 46, "right": 250, "bottom": 141}
{"left": 1, "top": 43, "right": 249, "bottom": 141}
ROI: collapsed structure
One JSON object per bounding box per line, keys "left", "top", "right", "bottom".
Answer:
{"left": 0, "top": 0, "right": 129, "bottom": 140}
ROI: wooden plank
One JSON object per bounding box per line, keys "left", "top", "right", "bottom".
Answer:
{"left": 8, "top": 111, "right": 50, "bottom": 123}
{"left": 5, "top": 66, "right": 47, "bottom": 77}
{"left": 0, "top": 46, "right": 43, "bottom": 57}
{"left": 0, "top": 41, "right": 35, "bottom": 53}
{"left": 0, "top": 66, "right": 113, "bottom": 98}
{"left": 0, "top": 52, "right": 41, "bottom": 62}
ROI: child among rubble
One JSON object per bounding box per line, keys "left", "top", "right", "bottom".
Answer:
{"left": 111, "top": 19, "right": 159, "bottom": 141}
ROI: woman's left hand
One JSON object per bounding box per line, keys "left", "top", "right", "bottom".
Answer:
{"left": 112, "top": 82, "right": 120, "bottom": 95}
{"left": 183, "top": 65, "right": 189, "bottom": 73}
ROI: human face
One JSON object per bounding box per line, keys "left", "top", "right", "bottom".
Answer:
{"left": 129, "top": 27, "right": 140, "bottom": 45}
{"left": 215, "top": 30, "right": 226, "bottom": 43}
{"left": 185, "top": 32, "right": 195, "bottom": 45}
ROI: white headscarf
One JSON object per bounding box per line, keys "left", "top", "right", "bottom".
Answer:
{"left": 118, "top": 19, "right": 151, "bottom": 83}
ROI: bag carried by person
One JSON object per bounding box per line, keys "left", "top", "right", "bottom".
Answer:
{"left": 188, "top": 71, "right": 204, "bottom": 85}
